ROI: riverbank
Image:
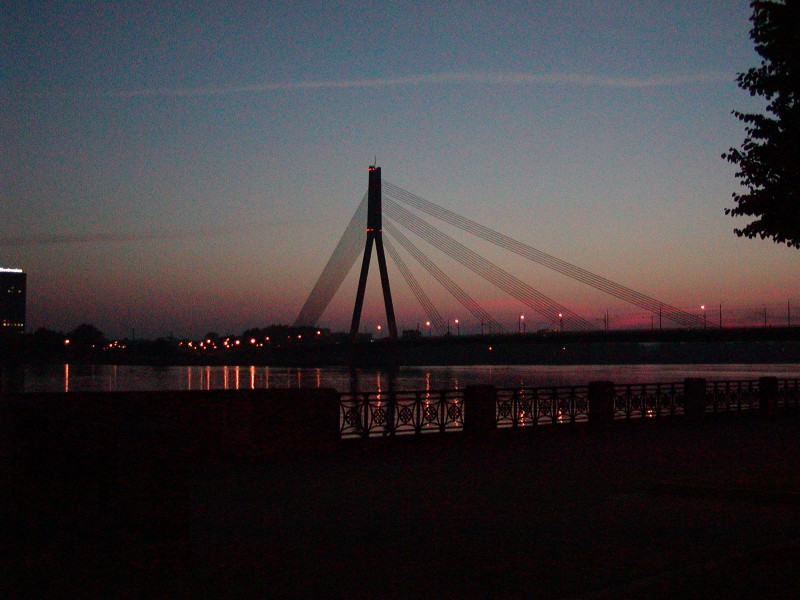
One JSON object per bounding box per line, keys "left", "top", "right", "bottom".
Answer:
{"left": 8, "top": 326, "right": 800, "bottom": 369}
{"left": 3, "top": 390, "right": 800, "bottom": 597}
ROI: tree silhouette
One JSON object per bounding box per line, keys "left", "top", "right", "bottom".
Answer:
{"left": 68, "top": 323, "right": 107, "bottom": 349}
{"left": 723, "top": 0, "right": 800, "bottom": 247}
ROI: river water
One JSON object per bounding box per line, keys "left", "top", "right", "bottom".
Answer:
{"left": 9, "top": 363, "right": 800, "bottom": 394}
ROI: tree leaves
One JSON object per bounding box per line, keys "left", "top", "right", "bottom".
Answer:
{"left": 723, "top": 1, "right": 800, "bottom": 248}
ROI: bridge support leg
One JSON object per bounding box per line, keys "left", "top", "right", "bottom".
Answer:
{"left": 349, "top": 165, "right": 398, "bottom": 341}
{"left": 374, "top": 236, "right": 398, "bottom": 339}
{"left": 349, "top": 236, "right": 374, "bottom": 339}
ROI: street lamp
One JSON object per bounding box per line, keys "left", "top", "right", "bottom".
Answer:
{"left": 425, "top": 320, "right": 431, "bottom": 336}
{"left": 701, "top": 305, "right": 706, "bottom": 329}
{"left": 558, "top": 313, "right": 563, "bottom": 332}
{"left": 519, "top": 314, "right": 525, "bottom": 334}
{"left": 455, "top": 319, "right": 460, "bottom": 336}
{"left": 376, "top": 324, "right": 382, "bottom": 338}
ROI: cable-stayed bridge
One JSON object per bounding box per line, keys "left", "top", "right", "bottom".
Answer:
{"left": 294, "top": 166, "right": 705, "bottom": 337}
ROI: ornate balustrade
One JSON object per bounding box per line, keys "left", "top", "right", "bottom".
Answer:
{"left": 706, "top": 379, "right": 759, "bottom": 413}
{"left": 778, "top": 378, "right": 800, "bottom": 410}
{"left": 338, "top": 377, "right": 800, "bottom": 440}
{"left": 339, "top": 389, "right": 465, "bottom": 438}
{"left": 496, "top": 386, "right": 589, "bottom": 427}
{"left": 613, "top": 382, "right": 685, "bottom": 419}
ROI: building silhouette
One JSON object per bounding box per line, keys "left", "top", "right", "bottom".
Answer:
{"left": 1, "top": 268, "right": 26, "bottom": 335}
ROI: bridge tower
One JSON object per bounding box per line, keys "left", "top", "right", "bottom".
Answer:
{"left": 350, "top": 165, "right": 398, "bottom": 340}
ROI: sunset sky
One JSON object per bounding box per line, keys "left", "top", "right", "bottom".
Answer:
{"left": 3, "top": 1, "right": 798, "bottom": 338}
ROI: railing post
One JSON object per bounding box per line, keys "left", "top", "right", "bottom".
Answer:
{"left": 463, "top": 385, "right": 497, "bottom": 436}
{"left": 588, "top": 381, "right": 615, "bottom": 425}
{"left": 759, "top": 376, "right": 779, "bottom": 416}
{"left": 785, "top": 379, "right": 800, "bottom": 412}
{"left": 386, "top": 394, "right": 396, "bottom": 436}
{"left": 684, "top": 378, "right": 707, "bottom": 420}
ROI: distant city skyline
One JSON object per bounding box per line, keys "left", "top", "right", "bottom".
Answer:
{"left": 0, "top": 267, "right": 27, "bottom": 336}
{"left": 4, "top": 1, "right": 799, "bottom": 338}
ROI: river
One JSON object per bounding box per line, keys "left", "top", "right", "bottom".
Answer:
{"left": 7, "top": 363, "right": 800, "bottom": 394}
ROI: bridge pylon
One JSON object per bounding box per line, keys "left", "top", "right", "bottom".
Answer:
{"left": 350, "top": 165, "right": 398, "bottom": 341}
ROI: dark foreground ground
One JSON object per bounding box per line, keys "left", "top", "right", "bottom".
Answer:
{"left": 4, "top": 412, "right": 800, "bottom": 598}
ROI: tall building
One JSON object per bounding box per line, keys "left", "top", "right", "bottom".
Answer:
{"left": 1, "top": 268, "right": 26, "bottom": 335}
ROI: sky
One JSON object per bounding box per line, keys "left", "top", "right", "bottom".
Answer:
{"left": 2, "top": 0, "right": 798, "bottom": 338}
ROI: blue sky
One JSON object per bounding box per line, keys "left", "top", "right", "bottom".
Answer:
{"left": 3, "top": 1, "right": 798, "bottom": 338}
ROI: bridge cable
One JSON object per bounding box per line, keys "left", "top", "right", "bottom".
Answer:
{"left": 384, "top": 182, "right": 703, "bottom": 328}
{"left": 293, "top": 194, "right": 367, "bottom": 327}
{"left": 384, "top": 197, "right": 592, "bottom": 331}
{"left": 386, "top": 203, "right": 587, "bottom": 330}
{"left": 382, "top": 237, "right": 448, "bottom": 335}
{"left": 384, "top": 222, "right": 505, "bottom": 334}
{"left": 387, "top": 209, "right": 589, "bottom": 331}
{"left": 384, "top": 182, "right": 663, "bottom": 320}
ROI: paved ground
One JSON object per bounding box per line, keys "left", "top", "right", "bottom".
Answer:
{"left": 4, "top": 412, "right": 800, "bottom": 598}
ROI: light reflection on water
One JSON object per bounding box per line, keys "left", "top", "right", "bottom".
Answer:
{"left": 13, "top": 363, "right": 800, "bottom": 394}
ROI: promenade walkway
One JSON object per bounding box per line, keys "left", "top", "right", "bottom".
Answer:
{"left": 4, "top": 407, "right": 800, "bottom": 597}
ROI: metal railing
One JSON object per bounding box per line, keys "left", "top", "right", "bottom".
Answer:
{"left": 613, "top": 382, "right": 685, "bottom": 419}
{"left": 496, "top": 386, "right": 589, "bottom": 427}
{"left": 778, "top": 378, "right": 800, "bottom": 410}
{"left": 338, "top": 377, "right": 800, "bottom": 439}
{"left": 706, "top": 379, "right": 760, "bottom": 413}
{"left": 339, "top": 389, "right": 465, "bottom": 438}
